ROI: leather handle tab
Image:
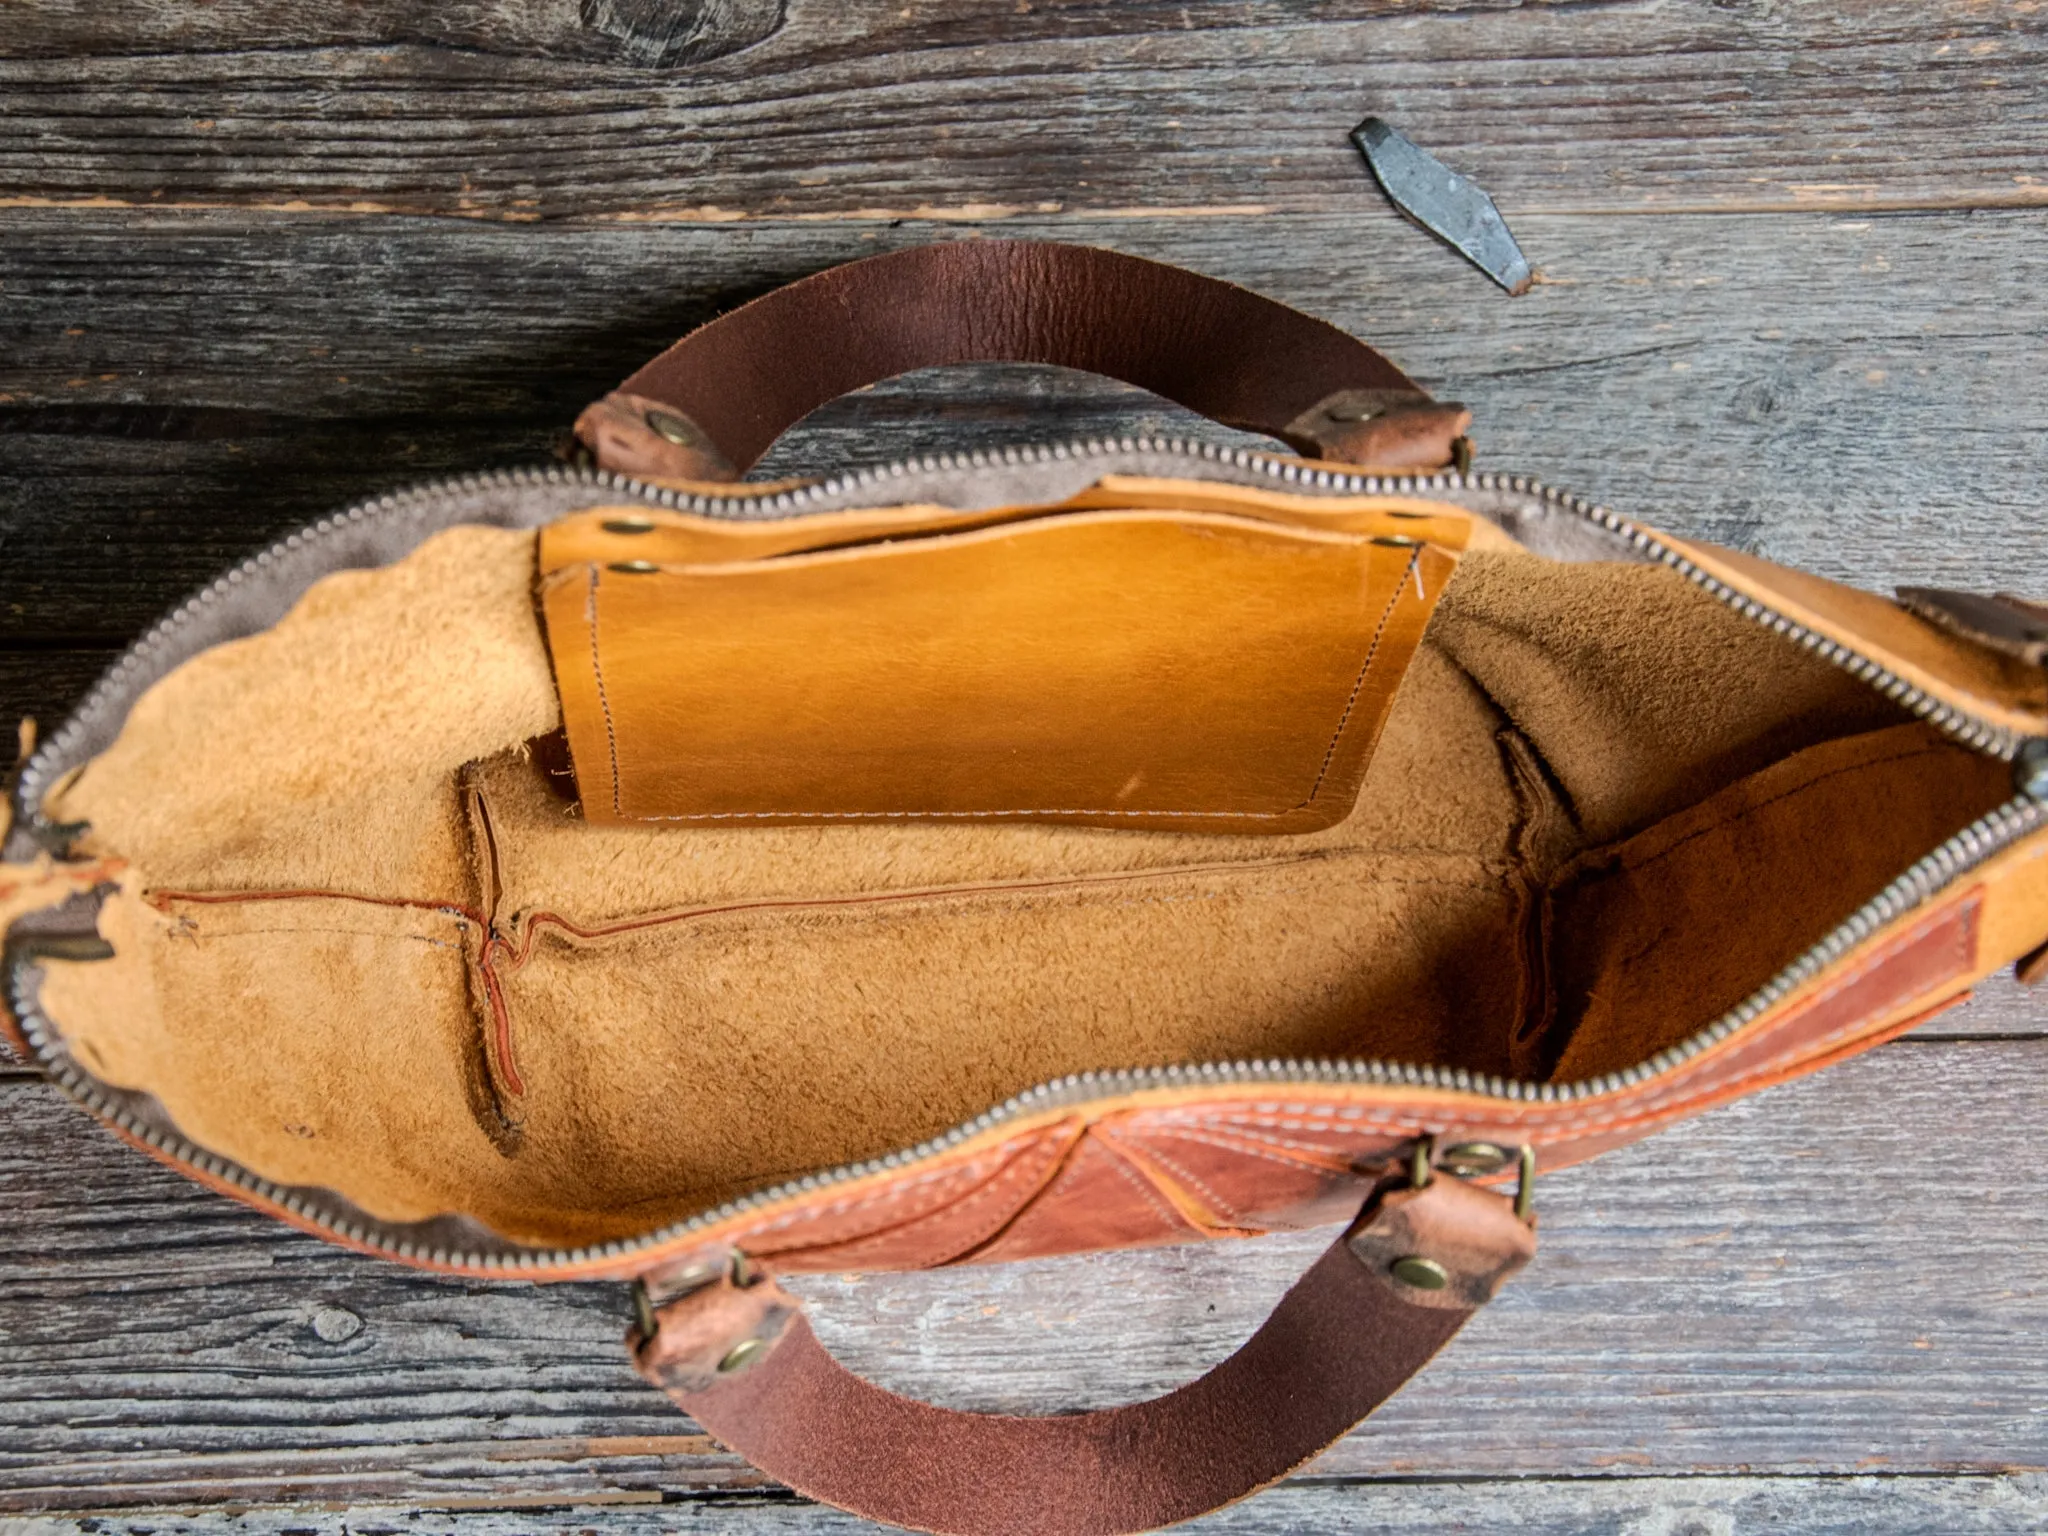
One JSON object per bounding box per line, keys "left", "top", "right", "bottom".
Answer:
{"left": 577, "top": 241, "right": 1468, "bottom": 481}
{"left": 631, "top": 1175, "right": 1535, "bottom": 1536}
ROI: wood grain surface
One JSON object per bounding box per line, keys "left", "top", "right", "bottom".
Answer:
{"left": 2, "top": 1042, "right": 2046, "bottom": 1515}
{"left": 5, "top": 207, "right": 2044, "bottom": 645}
{"left": 4, "top": 1478, "right": 2048, "bottom": 1536}
{"left": 4, "top": 0, "right": 2046, "bottom": 1530}
{"left": 0, "top": 1, "right": 2041, "bottom": 218}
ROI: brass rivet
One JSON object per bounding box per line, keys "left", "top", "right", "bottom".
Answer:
{"left": 608, "top": 560, "right": 660, "bottom": 575}
{"left": 602, "top": 516, "right": 657, "bottom": 535}
{"left": 665, "top": 1260, "right": 722, "bottom": 1295}
{"left": 1440, "top": 1141, "right": 1510, "bottom": 1176}
{"left": 630, "top": 1279, "right": 658, "bottom": 1342}
{"left": 1410, "top": 1133, "right": 1435, "bottom": 1190}
{"left": 644, "top": 408, "right": 701, "bottom": 447}
{"left": 718, "top": 1336, "right": 769, "bottom": 1374}
{"left": 1390, "top": 1255, "right": 1450, "bottom": 1291}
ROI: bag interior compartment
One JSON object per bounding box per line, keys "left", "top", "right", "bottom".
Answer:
{"left": 29, "top": 517, "right": 2017, "bottom": 1247}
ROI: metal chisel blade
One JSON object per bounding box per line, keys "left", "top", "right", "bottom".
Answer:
{"left": 1352, "top": 117, "right": 1532, "bottom": 296}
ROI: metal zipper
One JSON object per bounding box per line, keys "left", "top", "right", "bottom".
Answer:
{"left": 12, "top": 439, "right": 2047, "bottom": 1275}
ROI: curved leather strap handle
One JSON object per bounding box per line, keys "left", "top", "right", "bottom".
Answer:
{"left": 575, "top": 240, "right": 1471, "bottom": 482}
{"left": 630, "top": 1174, "right": 1534, "bottom": 1536}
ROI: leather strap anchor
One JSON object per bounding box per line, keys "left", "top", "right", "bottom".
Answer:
{"left": 576, "top": 241, "right": 1468, "bottom": 482}
{"left": 627, "top": 1167, "right": 1536, "bottom": 1536}
{"left": 1410, "top": 1132, "right": 1538, "bottom": 1223}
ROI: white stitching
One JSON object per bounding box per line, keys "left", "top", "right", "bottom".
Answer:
{"left": 1148, "top": 1125, "right": 1363, "bottom": 1166}
{"left": 1107, "top": 1130, "right": 1248, "bottom": 1224}
{"left": 740, "top": 1122, "right": 1082, "bottom": 1239}
{"left": 1092, "top": 1135, "right": 1194, "bottom": 1231}
{"left": 817, "top": 1133, "right": 1074, "bottom": 1261}
{"left": 742, "top": 1153, "right": 1009, "bottom": 1236}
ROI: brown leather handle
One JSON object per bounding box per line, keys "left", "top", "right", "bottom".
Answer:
{"left": 631, "top": 1174, "right": 1535, "bottom": 1536}
{"left": 574, "top": 241, "right": 1471, "bottom": 482}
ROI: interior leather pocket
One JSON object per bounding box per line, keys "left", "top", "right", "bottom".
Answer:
{"left": 538, "top": 506, "right": 1457, "bottom": 833}
{"left": 1535, "top": 721, "right": 2015, "bottom": 1082}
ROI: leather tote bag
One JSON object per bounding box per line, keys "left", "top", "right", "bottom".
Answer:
{"left": 7, "top": 241, "right": 2047, "bottom": 1536}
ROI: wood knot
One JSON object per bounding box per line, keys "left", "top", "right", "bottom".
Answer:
{"left": 578, "top": 0, "right": 785, "bottom": 68}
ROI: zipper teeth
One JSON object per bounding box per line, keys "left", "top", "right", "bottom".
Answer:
{"left": 13, "top": 438, "right": 2043, "bottom": 1274}
{"left": 18, "top": 444, "right": 2023, "bottom": 806}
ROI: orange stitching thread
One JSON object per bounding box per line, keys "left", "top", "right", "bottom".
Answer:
{"left": 585, "top": 565, "right": 623, "bottom": 818}
{"left": 1304, "top": 545, "right": 1419, "bottom": 808}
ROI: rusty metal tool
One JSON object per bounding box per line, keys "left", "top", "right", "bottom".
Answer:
{"left": 1352, "top": 117, "right": 1532, "bottom": 296}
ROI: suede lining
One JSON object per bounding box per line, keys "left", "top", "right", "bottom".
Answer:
{"left": 34, "top": 524, "right": 2013, "bottom": 1245}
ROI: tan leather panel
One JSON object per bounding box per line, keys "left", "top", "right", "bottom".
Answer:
{"left": 1952, "top": 809, "right": 2048, "bottom": 985}
{"left": 734, "top": 1122, "right": 1086, "bottom": 1262}
{"left": 536, "top": 478, "right": 1491, "bottom": 571}
{"left": 1066, "top": 476, "right": 1497, "bottom": 545}
{"left": 541, "top": 508, "right": 1457, "bottom": 833}
{"left": 1661, "top": 535, "right": 2048, "bottom": 736}
{"left": 746, "top": 1121, "right": 1083, "bottom": 1272}
{"left": 544, "top": 500, "right": 1051, "bottom": 569}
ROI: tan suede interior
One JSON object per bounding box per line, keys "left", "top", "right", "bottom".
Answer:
{"left": 33, "top": 512, "right": 2015, "bottom": 1248}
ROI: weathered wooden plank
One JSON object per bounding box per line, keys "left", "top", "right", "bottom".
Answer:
{"left": 1918, "top": 973, "right": 2048, "bottom": 1040}
{"left": 0, "top": 650, "right": 113, "bottom": 1064}
{"left": 7, "top": 0, "right": 789, "bottom": 66}
{"left": 0, "top": 651, "right": 119, "bottom": 745}
{"left": 0, "top": 1, "right": 2041, "bottom": 218}
{"left": 1, "top": 1040, "right": 2044, "bottom": 1510}
{"left": 4, "top": 207, "right": 2046, "bottom": 642}
{"left": 5, "top": 1475, "right": 2048, "bottom": 1536}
